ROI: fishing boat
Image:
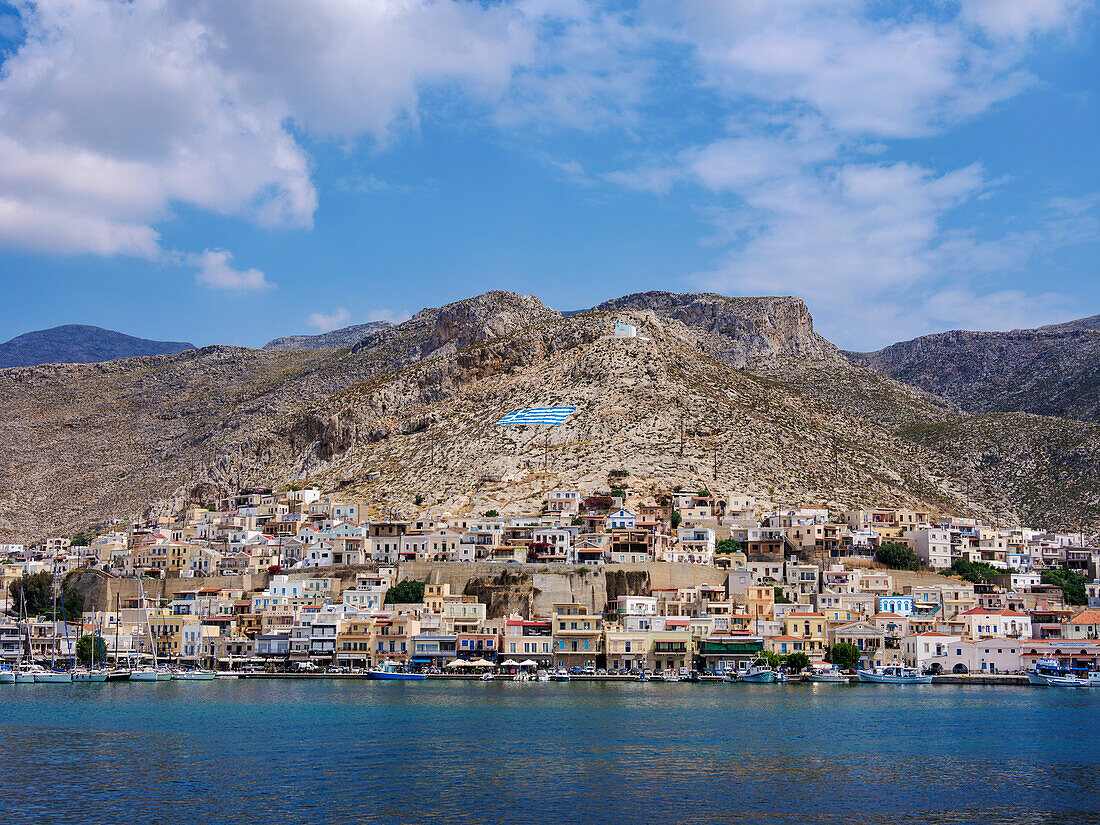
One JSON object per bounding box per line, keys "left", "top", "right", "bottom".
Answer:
{"left": 636, "top": 671, "right": 650, "bottom": 682}
{"left": 535, "top": 670, "right": 550, "bottom": 682}
{"left": 806, "top": 664, "right": 850, "bottom": 683}
{"left": 549, "top": 668, "right": 571, "bottom": 682}
{"left": 856, "top": 665, "right": 932, "bottom": 684}
{"left": 1027, "top": 658, "right": 1097, "bottom": 687}
{"left": 739, "top": 657, "right": 779, "bottom": 683}
{"left": 367, "top": 661, "right": 427, "bottom": 680}
{"left": 663, "top": 670, "right": 682, "bottom": 683}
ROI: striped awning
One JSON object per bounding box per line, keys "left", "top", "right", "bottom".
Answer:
{"left": 494, "top": 407, "right": 576, "bottom": 426}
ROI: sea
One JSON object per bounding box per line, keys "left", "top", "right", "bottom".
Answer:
{"left": 2, "top": 679, "right": 1098, "bottom": 825}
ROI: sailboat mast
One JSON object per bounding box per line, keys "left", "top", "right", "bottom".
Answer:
{"left": 114, "top": 592, "right": 120, "bottom": 670}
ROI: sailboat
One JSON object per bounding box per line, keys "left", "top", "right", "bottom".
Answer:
{"left": 14, "top": 590, "right": 44, "bottom": 683}
{"left": 72, "top": 619, "right": 108, "bottom": 683}
{"left": 36, "top": 567, "right": 73, "bottom": 683}
{"left": 130, "top": 578, "right": 171, "bottom": 681}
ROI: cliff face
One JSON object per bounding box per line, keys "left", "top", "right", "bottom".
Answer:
{"left": 263, "top": 321, "right": 393, "bottom": 351}
{"left": 1, "top": 290, "right": 1098, "bottom": 541}
{"left": 0, "top": 324, "right": 194, "bottom": 368}
{"left": 849, "top": 320, "right": 1100, "bottom": 422}
{"left": 595, "top": 292, "right": 835, "bottom": 368}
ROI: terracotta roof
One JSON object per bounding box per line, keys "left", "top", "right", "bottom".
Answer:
{"left": 1069, "top": 609, "right": 1100, "bottom": 624}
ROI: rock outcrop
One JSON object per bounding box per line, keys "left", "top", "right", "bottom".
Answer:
{"left": 848, "top": 318, "right": 1100, "bottom": 423}
{"left": 263, "top": 321, "right": 393, "bottom": 351}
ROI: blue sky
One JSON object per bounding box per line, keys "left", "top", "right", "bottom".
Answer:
{"left": 0, "top": 0, "right": 1097, "bottom": 350}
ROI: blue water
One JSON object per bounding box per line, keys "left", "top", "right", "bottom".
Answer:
{"left": 2, "top": 680, "right": 1098, "bottom": 824}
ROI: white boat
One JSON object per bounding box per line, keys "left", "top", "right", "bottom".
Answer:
{"left": 535, "top": 670, "right": 550, "bottom": 682}
{"left": 15, "top": 663, "right": 46, "bottom": 683}
{"left": 479, "top": 673, "right": 495, "bottom": 681}
{"left": 0, "top": 669, "right": 14, "bottom": 684}
{"left": 35, "top": 670, "right": 73, "bottom": 683}
{"left": 663, "top": 671, "right": 681, "bottom": 683}
{"left": 172, "top": 670, "right": 217, "bottom": 681}
{"left": 129, "top": 667, "right": 173, "bottom": 682}
{"left": 739, "top": 657, "right": 778, "bottom": 683}
{"left": 72, "top": 669, "right": 109, "bottom": 683}
{"left": 549, "top": 669, "right": 571, "bottom": 682}
{"left": 807, "top": 665, "right": 851, "bottom": 683}
{"left": 856, "top": 665, "right": 932, "bottom": 684}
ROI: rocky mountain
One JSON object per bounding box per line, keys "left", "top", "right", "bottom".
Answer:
{"left": 2, "top": 290, "right": 1098, "bottom": 542}
{"left": 848, "top": 316, "right": 1100, "bottom": 422}
{"left": 0, "top": 325, "right": 194, "bottom": 369}
{"left": 262, "top": 320, "right": 393, "bottom": 351}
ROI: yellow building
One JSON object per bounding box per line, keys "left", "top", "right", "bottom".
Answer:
{"left": 781, "top": 611, "right": 827, "bottom": 659}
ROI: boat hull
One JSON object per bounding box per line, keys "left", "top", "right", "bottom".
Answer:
{"left": 856, "top": 671, "right": 932, "bottom": 684}
{"left": 807, "top": 674, "right": 850, "bottom": 683}
{"left": 1028, "top": 671, "right": 1086, "bottom": 687}
{"left": 172, "top": 672, "right": 217, "bottom": 680}
{"left": 129, "top": 669, "right": 172, "bottom": 682}
{"left": 0, "top": 671, "right": 14, "bottom": 684}
{"left": 15, "top": 672, "right": 37, "bottom": 683}
{"left": 740, "top": 672, "right": 777, "bottom": 683}
{"left": 35, "top": 672, "right": 73, "bottom": 683}
{"left": 72, "top": 671, "right": 109, "bottom": 682}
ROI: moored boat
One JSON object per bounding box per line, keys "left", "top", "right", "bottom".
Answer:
{"left": 71, "top": 669, "right": 109, "bottom": 683}
{"left": 35, "top": 670, "right": 73, "bottom": 683}
{"left": 856, "top": 665, "right": 932, "bottom": 684}
{"left": 1027, "top": 658, "right": 1094, "bottom": 687}
{"left": 172, "top": 670, "right": 217, "bottom": 680}
{"left": 806, "top": 665, "right": 851, "bottom": 683}
{"left": 739, "top": 657, "right": 778, "bottom": 683}
{"left": 368, "top": 661, "right": 427, "bottom": 680}
{"left": 549, "top": 668, "right": 571, "bottom": 682}
{"left": 0, "top": 668, "right": 14, "bottom": 684}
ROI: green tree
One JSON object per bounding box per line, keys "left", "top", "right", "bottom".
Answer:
{"left": 947, "top": 559, "right": 1007, "bottom": 584}
{"left": 610, "top": 487, "right": 626, "bottom": 498}
{"left": 773, "top": 586, "right": 793, "bottom": 605}
{"left": 70, "top": 531, "right": 90, "bottom": 547}
{"left": 670, "top": 510, "right": 682, "bottom": 529}
{"left": 828, "top": 641, "right": 861, "bottom": 670}
{"left": 384, "top": 579, "right": 425, "bottom": 605}
{"left": 76, "top": 634, "right": 108, "bottom": 667}
{"left": 874, "top": 541, "right": 922, "bottom": 571}
{"left": 1041, "top": 567, "right": 1088, "bottom": 606}
{"left": 785, "top": 652, "right": 811, "bottom": 673}
{"left": 715, "top": 538, "right": 743, "bottom": 555}
{"left": 9, "top": 572, "right": 53, "bottom": 615}
{"left": 571, "top": 516, "right": 585, "bottom": 526}
{"left": 760, "top": 650, "right": 781, "bottom": 669}
{"left": 414, "top": 494, "right": 424, "bottom": 506}
{"left": 483, "top": 510, "right": 499, "bottom": 518}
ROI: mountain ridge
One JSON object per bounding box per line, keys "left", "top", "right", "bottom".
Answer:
{"left": 0, "top": 324, "right": 195, "bottom": 369}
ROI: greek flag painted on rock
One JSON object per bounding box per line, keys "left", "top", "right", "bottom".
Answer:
{"left": 494, "top": 407, "right": 576, "bottom": 426}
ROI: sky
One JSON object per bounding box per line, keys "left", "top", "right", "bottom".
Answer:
{"left": 0, "top": 0, "right": 1097, "bottom": 351}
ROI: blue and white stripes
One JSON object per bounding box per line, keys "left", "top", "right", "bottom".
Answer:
{"left": 493, "top": 407, "right": 576, "bottom": 426}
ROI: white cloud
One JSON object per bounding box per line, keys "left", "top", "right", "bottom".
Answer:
{"left": 193, "top": 249, "right": 272, "bottom": 292}
{"left": 307, "top": 307, "right": 351, "bottom": 332}
{"left": 959, "top": 0, "right": 1085, "bottom": 41}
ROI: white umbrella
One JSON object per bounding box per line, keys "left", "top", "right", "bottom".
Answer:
{"left": 468, "top": 658, "right": 495, "bottom": 667}
{"left": 519, "top": 659, "right": 538, "bottom": 668}
{"left": 445, "top": 659, "right": 466, "bottom": 669}
{"left": 499, "top": 659, "right": 521, "bottom": 667}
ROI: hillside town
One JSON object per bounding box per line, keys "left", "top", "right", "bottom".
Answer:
{"left": 4, "top": 485, "right": 1100, "bottom": 679}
